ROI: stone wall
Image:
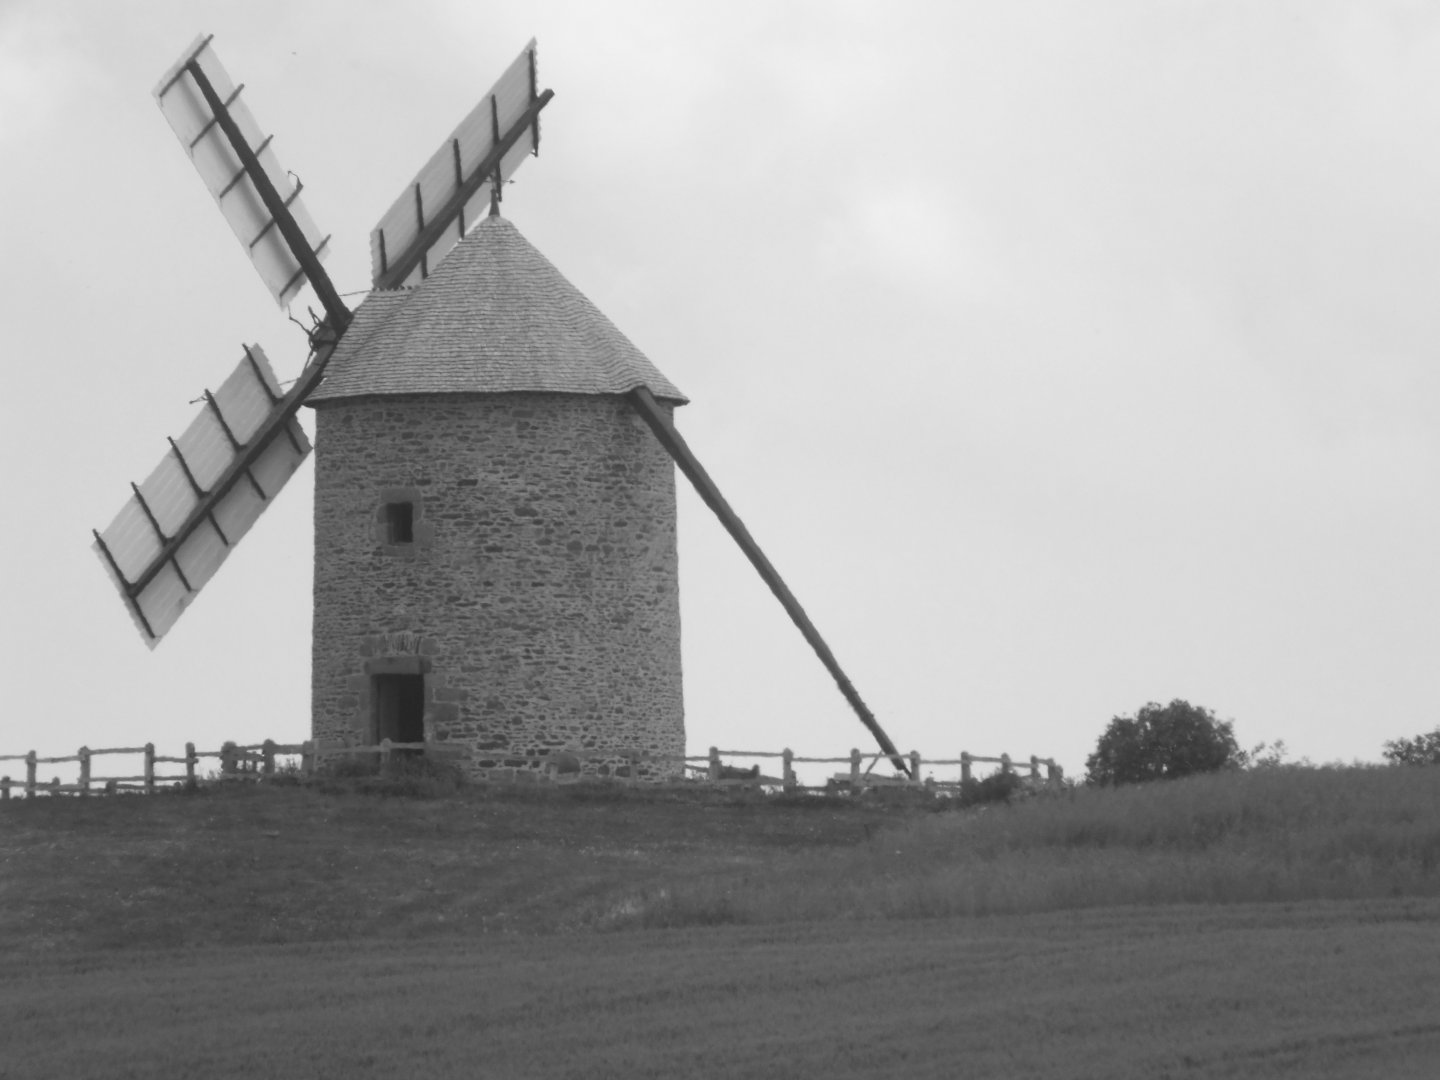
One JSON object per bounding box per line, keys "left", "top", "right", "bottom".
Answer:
{"left": 310, "top": 392, "right": 684, "bottom": 779}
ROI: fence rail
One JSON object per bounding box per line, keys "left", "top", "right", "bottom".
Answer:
{"left": 0, "top": 743, "right": 205, "bottom": 798}
{"left": 678, "top": 747, "right": 1063, "bottom": 791}
{"left": 0, "top": 739, "right": 1062, "bottom": 799}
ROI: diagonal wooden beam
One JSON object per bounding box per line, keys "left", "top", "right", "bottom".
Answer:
{"left": 627, "top": 386, "right": 909, "bottom": 776}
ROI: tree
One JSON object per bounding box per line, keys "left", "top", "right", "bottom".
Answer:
{"left": 1381, "top": 727, "right": 1440, "bottom": 766}
{"left": 1085, "top": 699, "right": 1240, "bottom": 786}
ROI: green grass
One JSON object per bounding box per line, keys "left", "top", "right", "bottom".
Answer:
{"left": 3, "top": 767, "right": 1439, "bottom": 946}
{"left": 0, "top": 779, "right": 918, "bottom": 950}
{"left": 627, "top": 765, "right": 1440, "bottom": 927}
{"left": 3, "top": 766, "right": 1440, "bottom": 1078}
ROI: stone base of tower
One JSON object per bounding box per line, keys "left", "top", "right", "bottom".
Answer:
{"left": 309, "top": 393, "right": 685, "bottom": 781}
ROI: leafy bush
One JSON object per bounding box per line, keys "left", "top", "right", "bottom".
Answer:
{"left": 1382, "top": 728, "right": 1440, "bottom": 767}
{"left": 1086, "top": 699, "right": 1239, "bottom": 786}
{"left": 958, "top": 770, "right": 1025, "bottom": 806}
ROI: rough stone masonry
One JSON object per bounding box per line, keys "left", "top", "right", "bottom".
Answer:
{"left": 310, "top": 392, "right": 684, "bottom": 779}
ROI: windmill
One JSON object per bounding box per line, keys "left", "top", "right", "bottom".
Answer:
{"left": 92, "top": 34, "right": 908, "bottom": 778}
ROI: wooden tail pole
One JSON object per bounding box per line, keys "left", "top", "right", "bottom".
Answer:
{"left": 627, "top": 387, "right": 910, "bottom": 777}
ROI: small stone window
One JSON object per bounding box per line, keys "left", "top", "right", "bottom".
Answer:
{"left": 375, "top": 487, "right": 431, "bottom": 552}
{"left": 384, "top": 501, "right": 415, "bottom": 544}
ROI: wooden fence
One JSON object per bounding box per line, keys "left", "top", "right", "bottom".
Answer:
{"left": 682, "top": 747, "right": 1063, "bottom": 792}
{"left": 0, "top": 744, "right": 202, "bottom": 799}
{"left": 0, "top": 741, "right": 304, "bottom": 799}
{"left": 0, "top": 739, "right": 1060, "bottom": 799}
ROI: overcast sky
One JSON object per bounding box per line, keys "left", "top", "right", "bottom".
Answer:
{"left": 3, "top": 0, "right": 1439, "bottom": 779}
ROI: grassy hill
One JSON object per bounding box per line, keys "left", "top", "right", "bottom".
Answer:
{"left": 631, "top": 762, "right": 1440, "bottom": 926}
{"left": 3, "top": 764, "right": 1437, "bottom": 950}
{"left": 3, "top": 767, "right": 1439, "bottom": 1079}
{"left": 0, "top": 777, "right": 920, "bottom": 951}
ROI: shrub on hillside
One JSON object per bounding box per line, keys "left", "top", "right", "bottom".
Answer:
{"left": 1382, "top": 727, "right": 1440, "bottom": 767}
{"left": 1085, "top": 699, "right": 1240, "bottom": 786}
{"left": 957, "top": 770, "right": 1025, "bottom": 806}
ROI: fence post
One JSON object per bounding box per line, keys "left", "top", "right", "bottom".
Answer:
{"left": 262, "top": 739, "right": 276, "bottom": 776}
{"left": 380, "top": 738, "right": 393, "bottom": 773}
{"left": 78, "top": 746, "right": 91, "bottom": 796}
{"left": 1030, "top": 755, "right": 1040, "bottom": 781}
{"left": 960, "top": 752, "right": 972, "bottom": 785}
{"left": 1049, "top": 760, "right": 1064, "bottom": 783}
{"left": 25, "top": 751, "right": 36, "bottom": 798}
{"left": 1000, "top": 753, "right": 1013, "bottom": 775}
{"left": 301, "top": 740, "right": 315, "bottom": 776}
{"left": 220, "top": 741, "right": 237, "bottom": 777}
{"left": 185, "top": 743, "right": 197, "bottom": 786}
{"left": 49, "top": 777, "right": 60, "bottom": 796}
{"left": 849, "top": 748, "right": 861, "bottom": 790}
{"left": 0, "top": 777, "right": 8, "bottom": 800}
{"left": 909, "top": 751, "right": 921, "bottom": 785}
{"left": 707, "top": 746, "right": 721, "bottom": 782}
{"left": 144, "top": 743, "right": 156, "bottom": 794}
{"left": 782, "top": 748, "right": 795, "bottom": 790}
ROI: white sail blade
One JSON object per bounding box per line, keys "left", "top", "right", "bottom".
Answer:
{"left": 155, "top": 34, "right": 330, "bottom": 308}
{"left": 369, "top": 39, "right": 544, "bottom": 289}
{"left": 93, "top": 346, "right": 311, "bottom": 647}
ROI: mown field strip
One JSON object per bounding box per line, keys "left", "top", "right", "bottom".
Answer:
{"left": 4, "top": 899, "right": 1438, "bottom": 1079}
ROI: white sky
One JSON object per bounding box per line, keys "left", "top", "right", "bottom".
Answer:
{"left": 3, "top": 0, "right": 1438, "bottom": 777}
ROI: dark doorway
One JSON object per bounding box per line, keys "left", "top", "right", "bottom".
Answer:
{"left": 372, "top": 673, "right": 425, "bottom": 746}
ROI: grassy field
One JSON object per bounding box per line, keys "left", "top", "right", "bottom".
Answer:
{"left": 626, "top": 764, "right": 1440, "bottom": 926}
{"left": 0, "top": 780, "right": 919, "bottom": 949}
{"left": 2, "top": 768, "right": 1439, "bottom": 1077}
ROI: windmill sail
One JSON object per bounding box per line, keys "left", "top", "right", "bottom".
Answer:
{"left": 154, "top": 35, "right": 332, "bottom": 309}
{"left": 369, "top": 39, "right": 552, "bottom": 291}
{"left": 93, "top": 346, "right": 311, "bottom": 647}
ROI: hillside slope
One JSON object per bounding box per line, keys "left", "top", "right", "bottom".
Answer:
{"left": 0, "top": 781, "right": 914, "bottom": 951}
{"left": 2, "top": 765, "right": 1438, "bottom": 950}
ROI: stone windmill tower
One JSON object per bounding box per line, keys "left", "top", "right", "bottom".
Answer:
{"left": 92, "top": 35, "right": 908, "bottom": 779}
{"left": 307, "top": 212, "right": 688, "bottom": 777}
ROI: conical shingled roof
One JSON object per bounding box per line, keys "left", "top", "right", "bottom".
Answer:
{"left": 307, "top": 215, "right": 686, "bottom": 404}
